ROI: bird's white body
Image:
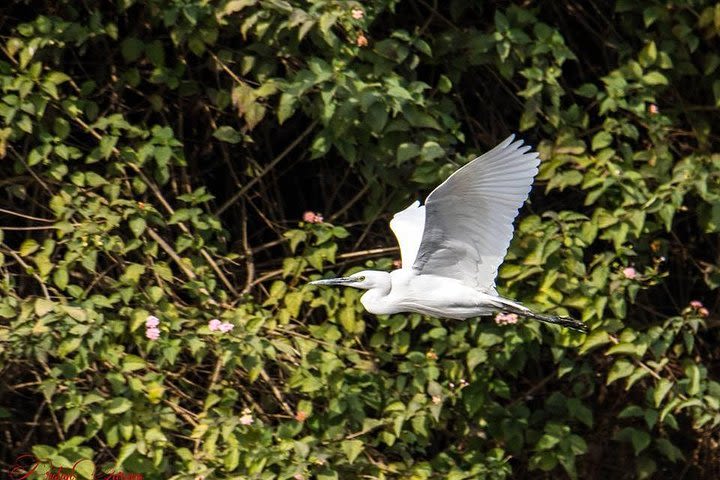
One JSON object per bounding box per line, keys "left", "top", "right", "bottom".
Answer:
{"left": 359, "top": 270, "right": 503, "bottom": 319}
{"left": 311, "top": 135, "right": 588, "bottom": 332}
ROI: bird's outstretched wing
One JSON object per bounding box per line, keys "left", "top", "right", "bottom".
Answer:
{"left": 389, "top": 200, "right": 426, "bottom": 268}
{"left": 412, "top": 134, "right": 540, "bottom": 290}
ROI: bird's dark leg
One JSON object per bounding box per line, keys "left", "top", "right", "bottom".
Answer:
{"left": 494, "top": 301, "right": 589, "bottom": 333}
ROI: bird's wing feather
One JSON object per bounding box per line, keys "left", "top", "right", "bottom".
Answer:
{"left": 412, "top": 134, "right": 540, "bottom": 289}
{"left": 389, "top": 200, "right": 426, "bottom": 267}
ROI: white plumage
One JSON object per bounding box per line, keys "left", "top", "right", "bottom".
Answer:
{"left": 311, "top": 135, "right": 588, "bottom": 332}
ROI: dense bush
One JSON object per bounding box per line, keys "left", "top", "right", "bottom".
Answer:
{"left": 1, "top": 0, "right": 719, "bottom": 478}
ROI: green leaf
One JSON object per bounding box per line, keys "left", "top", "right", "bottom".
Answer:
{"left": 567, "top": 398, "right": 593, "bottom": 427}
{"left": 122, "top": 354, "right": 147, "bottom": 372}
{"left": 655, "top": 438, "right": 684, "bottom": 462}
{"left": 437, "top": 75, "right": 452, "bottom": 93}
{"left": 631, "top": 430, "right": 651, "bottom": 455}
{"left": 579, "top": 330, "right": 610, "bottom": 354}
{"left": 607, "top": 358, "right": 635, "bottom": 385}
{"left": 654, "top": 378, "right": 673, "bottom": 407}
{"left": 58, "top": 337, "right": 82, "bottom": 357}
{"left": 366, "top": 102, "right": 388, "bottom": 133}
{"left": 74, "top": 460, "right": 95, "bottom": 480}
{"left": 128, "top": 216, "right": 146, "bottom": 237}
{"left": 421, "top": 141, "right": 444, "bottom": 162}
{"left": 213, "top": 126, "right": 243, "bottom": 144}
{"left": 61, "top": 305, "right": 87, "bottom": 321}
{"left": 591, "top": 131, "right": 612, "bottom": 151}
{"left": 639, "top": 41, "right": 657, "bottom": 67}
{"left": 575, "top": 83, "right": 598, "bottom": 97}
{"left": 121, "top": 37, "right": 144, "bottom": 62}
{"left": 685, "top": 363, "right": 701, "bottom": 396}
{"left": 20, "top": 239, "right": 40, "bottom": 256}
{"left": 35, "top": 298, "right": 55, "bottom": 316}
{"left": 278, "top": 93, "right": 298, "bottom": 124}
{"left": 466, "top": 347, "right": 487, "bottom": 370}
{"left": 121, "top": 263, "right": 146, "bottom": 284}
{"left": 284, "top": 291, "right": 303, "bottom": 318}
{"left": 339, "top": 306, "right": 357, "bottom": 333}
{"left": 642, "top": 71, "right": 668, "bottom": 85}
{"left": 63, "top": 407, "right": 81, "bottom": 431}
{"left": 53, "top": 268, "right": 69, "bottom": 289}
{"left": 108, "top": 397, "right": 133, "bottom": 414}
{"left": 397, "top": 143, "right": 420, "bottom": 163}
{"left": 341, "top": 439, "right": 364, "bottom": 464}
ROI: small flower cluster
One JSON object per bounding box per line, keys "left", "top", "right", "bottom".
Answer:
{"left": 239, "top": 408, "right": 254, "bottom": 425}
{"left": 349, "top": 7, "right": 368, "bottom": 47}
{"left": 145, "top": 315, "right": 160, "bottom": 340}
{"left": 302, "top": 211, "right": 324, "bottom": 223}
{"left": 449, "top": 379, "right": 469, "bottom": 389}
{"left": 209, "top": 319, "right": 234, "bottom": 332}
{"left": 622, "top": 266, "right": 637, "bottom": 279}
{"left": 689, "top": 300, "right": 709, "bottom": 318}
{"left": 494, "top": 312, "right": 519, "bottom": 326}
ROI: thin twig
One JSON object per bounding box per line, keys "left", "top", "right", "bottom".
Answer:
{"left": 146, "top": 227, "right": 197, "bottom": 282}
{"left": 0, "top": 208, "right": 55, "bottom": 223}
{"left": 214, "top": 120, "right": 319, "bottom": 216}
{"left": 0, "top": 225, "right": 58, "bottom": 230}
{"left": 346, "top": 420, "right": 388, "bottom": 439}
{"left": 259, "top": 369, "right": 294, "bottom": 416}
{"left": 241, "top": 200, "right": 255, "bottom": 294}
{"left": 329, "top": 183, "right": 370, "bottom": 222}
{"left": 4, "top": 248, "right": 51, "bottom": 300}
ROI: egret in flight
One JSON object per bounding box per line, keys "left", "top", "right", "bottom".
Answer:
{"left": 311, "top": 135, "right": 588, "bottom": 333}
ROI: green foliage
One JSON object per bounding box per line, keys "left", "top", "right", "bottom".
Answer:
{"left": 1, "top": 0, "right": 720, "bottom": 478}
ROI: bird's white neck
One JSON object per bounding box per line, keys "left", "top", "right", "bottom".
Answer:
{"left": 359, "top": 274, "right": 394, "bottom": 315}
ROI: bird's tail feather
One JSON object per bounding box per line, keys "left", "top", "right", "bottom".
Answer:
{"left": 494, "top": 298, "right": 589, "bottom": 333}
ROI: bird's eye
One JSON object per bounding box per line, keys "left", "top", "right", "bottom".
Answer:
{"left": 354, "top": 276, "right": 365, "bottom": 282}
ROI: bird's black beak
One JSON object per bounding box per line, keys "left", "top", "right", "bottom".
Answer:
{"left": 309, "top": 277, "right": 355, "bottom": 286}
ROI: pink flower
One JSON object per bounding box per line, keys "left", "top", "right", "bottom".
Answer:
{"left": 356, "top": 34, "right": 368, "bottom": 47}
{"left": 239, "top": 408, "right": 254, "bottom": 425}
{"left": 209, "top": 319, "right": 234, "bottom": 333}
{"left": 699, "top": 307, "right": 710, "bottom": 318}
{"left": 622, "top": 267, "right": 637, "bottom": 279}
{"left": 302, "top": 211, "right": 324, "bottom": 223}
{"left": 648, "top": 104, "right": 659, "bottom": 114}
{"left": 145, "top": 327, "right": 160, "bottom": 340}
{"left": 219, "top": 321, "right": 234, "bottom": 333}
{"left": 495, "top": 312, "right": 519, "bottom": 326}
{"left": 145, "top": 315, "right": 160, "bottom": 328}
{"left": 293, "top": 474, "right": 305, "bottom": 480}
{"left": 690, "top": 300, "right": 704, "bottom": 309}
{"left": 351, "top": 8, "right": 364, "bottom": 19}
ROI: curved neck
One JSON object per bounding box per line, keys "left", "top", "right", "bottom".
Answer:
{"left": 359, "top": 273, "right": 393, "bottom": 314}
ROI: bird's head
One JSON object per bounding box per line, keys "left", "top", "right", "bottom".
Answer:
{"left": 309, "top": 270, "right": 389, "bottom": 291}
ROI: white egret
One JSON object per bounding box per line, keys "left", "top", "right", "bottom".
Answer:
{"left": 310, "top": 135, "right": 588, "bottom": 333}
